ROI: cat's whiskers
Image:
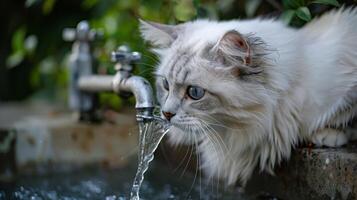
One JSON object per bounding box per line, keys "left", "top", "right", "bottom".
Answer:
{"left": 179, "top": 124, "right": 195, "bottom": 179}
{"left": 135, "top": 63, "right": 157, "bottom": 76}
{"left": 199, "top": 114, "right": 237, "bottom": 131}
{"left": 172, "top": 139, "right": 194, "bottom": 173}
{"left": 194, "top": 123, "right": 220, "bottom": 195}
{"left": 195, "top": 122, "right": 223, "bottom": 189}
{"left": 203, "top": 125, "right": 235, "bottom": 165}
{"left": 193, "top": 124, "right": 202, "bottom": 200}
{"left": 198, "top": 119, "right": 234, "bottom": 163}
{"left": 200, "top": 124, "right": 226, "bottom": 161}
{"left": 200, "top": 124, "right": 223, "bottom": 195}
{"left": 141, "top": 53, "right": 160, "bottom": 64}
{"left": 135, "top": 62, "right": 157, "bottom": 69}
{"left": 185, "top": 124, "right": 200, "bottom": 199}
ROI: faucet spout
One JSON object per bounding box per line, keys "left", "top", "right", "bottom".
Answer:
{"left": 77, "top": 73, "right": 155, "bottom": 121}
{"left": 113, "top": 74, "right": 155, "bottom": 121}
{"left": 113, "top": 75, "right": 154, "bottom": 109}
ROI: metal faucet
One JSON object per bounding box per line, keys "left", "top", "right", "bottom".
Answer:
{"left": 64, "top": 21, "right": 155, "bottom": 122}
{"left": 63, "top": 20, "right": 101, "bottom": 121}
{"left": 78, "top": 46, "right": 155, "bottom": 121}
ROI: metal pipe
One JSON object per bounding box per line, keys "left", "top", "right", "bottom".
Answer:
{"left": 78, "top": 75, "right": 114, "bottom": 92}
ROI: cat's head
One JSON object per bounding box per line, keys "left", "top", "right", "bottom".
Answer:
{"left": 140, "top": 19, "right": 272, "bottom": 146}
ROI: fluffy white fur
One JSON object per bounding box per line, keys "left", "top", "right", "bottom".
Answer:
{"left": 140, "top": 8, "right": 357, "bottom": 186}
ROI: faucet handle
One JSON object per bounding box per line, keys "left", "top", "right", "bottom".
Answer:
{"left": 63, "top": 20, "right": 103, "bottom": 42}
{"left": 111, "top": 45, "right": 142, "bottom": 65}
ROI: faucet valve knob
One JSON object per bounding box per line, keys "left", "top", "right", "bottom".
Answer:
{"left": 111, "top": 45, "right": 142, "bottom": 65}
{"left": 63, "top": 20, "right": 103, "bottom": 42}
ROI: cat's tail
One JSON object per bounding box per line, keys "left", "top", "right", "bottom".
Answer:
{"left": 300, "top": 7, "right": 357, "bottom": 131}
{"left": 300, "top": 6, "right": 357, "bottom": 47}
{"left": 299, "top": 6, "right": 357, "bottom": 75}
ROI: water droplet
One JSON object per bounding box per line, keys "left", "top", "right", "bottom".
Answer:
{"left": 325, "top": 158, "right": 330, "bottom": 165}
{"left": 105, "top": 195, "right": 117, "bottom": 200}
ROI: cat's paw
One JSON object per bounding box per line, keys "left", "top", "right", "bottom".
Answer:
{"left": 311, "top": 128, "right": 348, "bottom": 147}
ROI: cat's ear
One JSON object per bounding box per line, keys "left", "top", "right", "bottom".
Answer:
{"left": 139, "top": 19, "right": 179, "bottom": 48}
{"left": 213, "top": 30, "right": 268, "bottom": 76}
{"left": 215, "top": 30, "right": 252, "bottom": 66}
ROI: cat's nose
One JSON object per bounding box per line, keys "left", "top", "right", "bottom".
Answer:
{"left": 162, "top": 111, "right": 176, "bottom": 122}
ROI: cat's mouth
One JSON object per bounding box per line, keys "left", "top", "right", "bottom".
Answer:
{"left": 167, "top": 122, "right": 206, "bottom": 145}
{"left": 170, "top": 121, "right": 206, "bottom": 135}
{"left": 159, "top": 113, "right": 208, "bottom": 136}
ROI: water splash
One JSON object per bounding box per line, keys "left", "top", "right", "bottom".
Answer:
{"left": 130, "top": 118, "right": 170, "bottom": 200}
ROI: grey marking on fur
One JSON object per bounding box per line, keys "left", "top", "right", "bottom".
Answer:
{"left": 167, "top": 51, "right": 185, "bottom": 79}
{"left": 175, "top": 56, "right": 191, "bottom": 81}
{"left": 170, "top": 50, "right": 190, "bottom": 77}
{"left": 180, "top": 70, "right": 190, "bottom": 84}
{"left": 171, "top": 52, "right": 194, "bottom": 82}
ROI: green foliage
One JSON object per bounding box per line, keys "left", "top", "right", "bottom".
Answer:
{"left": 6, "top": 27, "right": 26, "bottom": 68}
{"left": 312, "top": 0, "right": 340, "bottom": 7}
{"left": 280, "top": 9, "right": 296, "bottom": 24}
{"left": 296, "top": 6, "right": 312, "bottom": 21}
{"left": 3, "top": 0, "right": 345, "bottom": 104}
{"left": 281, "top": 0, "right": 340, "bottom": 25}
{"left": 174, "top": 0, "right": 197, "bottom": 21}
{"left": 6, "top": 27, "right": 38, "bottom": 69}
{"left": 42, "top": 0, "right": 56, "bottom": 14}
{"left": 99, "top": 93, "right": 122, "bottom": 110}
{"left": 245, "top": 0, "right": 263, "bottom": 17}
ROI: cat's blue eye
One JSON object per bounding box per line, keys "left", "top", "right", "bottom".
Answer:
{"left": 163, "top": 78, "right": 169, "bottom": 90}
{"left": 187, "top": 86, "right": 205, "bottom": 100}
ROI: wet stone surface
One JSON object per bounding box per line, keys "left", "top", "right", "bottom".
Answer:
{"left": 246, "top": 142, "right": 357, "bottom": 200}
{"left": 0, "top": 159, "right": 249, "bottom": 200}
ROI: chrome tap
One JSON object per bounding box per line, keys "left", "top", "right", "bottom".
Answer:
{"left": 64, "top": 21, "right": 154, "bottom": 122}
{"left": 76, "top": 45, "right": 155, "bottom": 122}
{"left": 63, "top": 21, "right": 102, "bottom": 120}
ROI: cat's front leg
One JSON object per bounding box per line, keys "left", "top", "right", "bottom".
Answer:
{"left": 311, "top": 128, "right": 348, "bottom": 147}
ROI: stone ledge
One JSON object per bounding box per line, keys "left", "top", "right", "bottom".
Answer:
{"left": 0, "top": 102, "right": 139, "bottom": 180}
{"left": 246, "top": 142, "right": 357, "bottom": 200}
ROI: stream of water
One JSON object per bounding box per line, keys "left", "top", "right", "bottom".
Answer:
{"left": 130, "top": 118, "right": 170, "bottom": 200}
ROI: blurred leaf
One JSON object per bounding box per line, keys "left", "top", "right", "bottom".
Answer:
{"left": 30, "top": 67, "right": 41, "bottom": 88}
{"left": 104, "top": 14, "right": 118, "bottom": 35}
{"left": 174, "top": 0, "right": 197, "bottom": 21}
{"left": 196, "top": 6, "right": 208, "bottom": 18}
{"left": 42, "top": 0, "right": 56, "bottom": 15}
{"left": 7, "top": 27, "right": 27, "bottom": 68}
{"left": 280, "top": 9, "right": 296, "bottom": 24}
{"left": 200, "top": 3, "right": 219, "bottom": 20}
{"left": 245, "top": 0, "right": 262, "bottom": 17}
{"left": 217, "top": 0, "right": 235, "bottom": 12}
{"left": 192, "top": 0, "right": 205, "bottom": 18}
{"left": 99, "top": 93, "right": 122, "bottom": 110}
{"left": 6, "top": 52, "right": 25, "bottom": 68}
{"left": 296, "top": 6, "right": 311, "bottom": 21}
{"left": 39, "top": 57, "right": 56, "bottom": 74}
{"left": 193, "top": 0, "right": 200, "bottom": 7}
{"left": 118, "top": 0, "right": 138, "bottom": 9}
{"left": 311, "top": 0, "right": 340, "bottom": 7}
{"left": 24, "top": 35, "right": 38, "bottom": 53}
{"left": 12, "top": 27, "right": 26, "bottom": 52}
{"left": 140, "top": 0, "right": 163, "bottom": 10}
{"left": 283, "top": 0, "right": 306, "bottom": 9}
{"left": 56, "top": 68, "right": 68, "bottom": 88}
{"left": 25, "top": 0, "right": 40, "bottom": 7}
{"left": 82, "top": 0, "right": 99, "bottom": 9}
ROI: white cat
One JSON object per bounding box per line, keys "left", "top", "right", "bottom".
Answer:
{"left": 140, "top": 7, "right": 357, "bottom": 186}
